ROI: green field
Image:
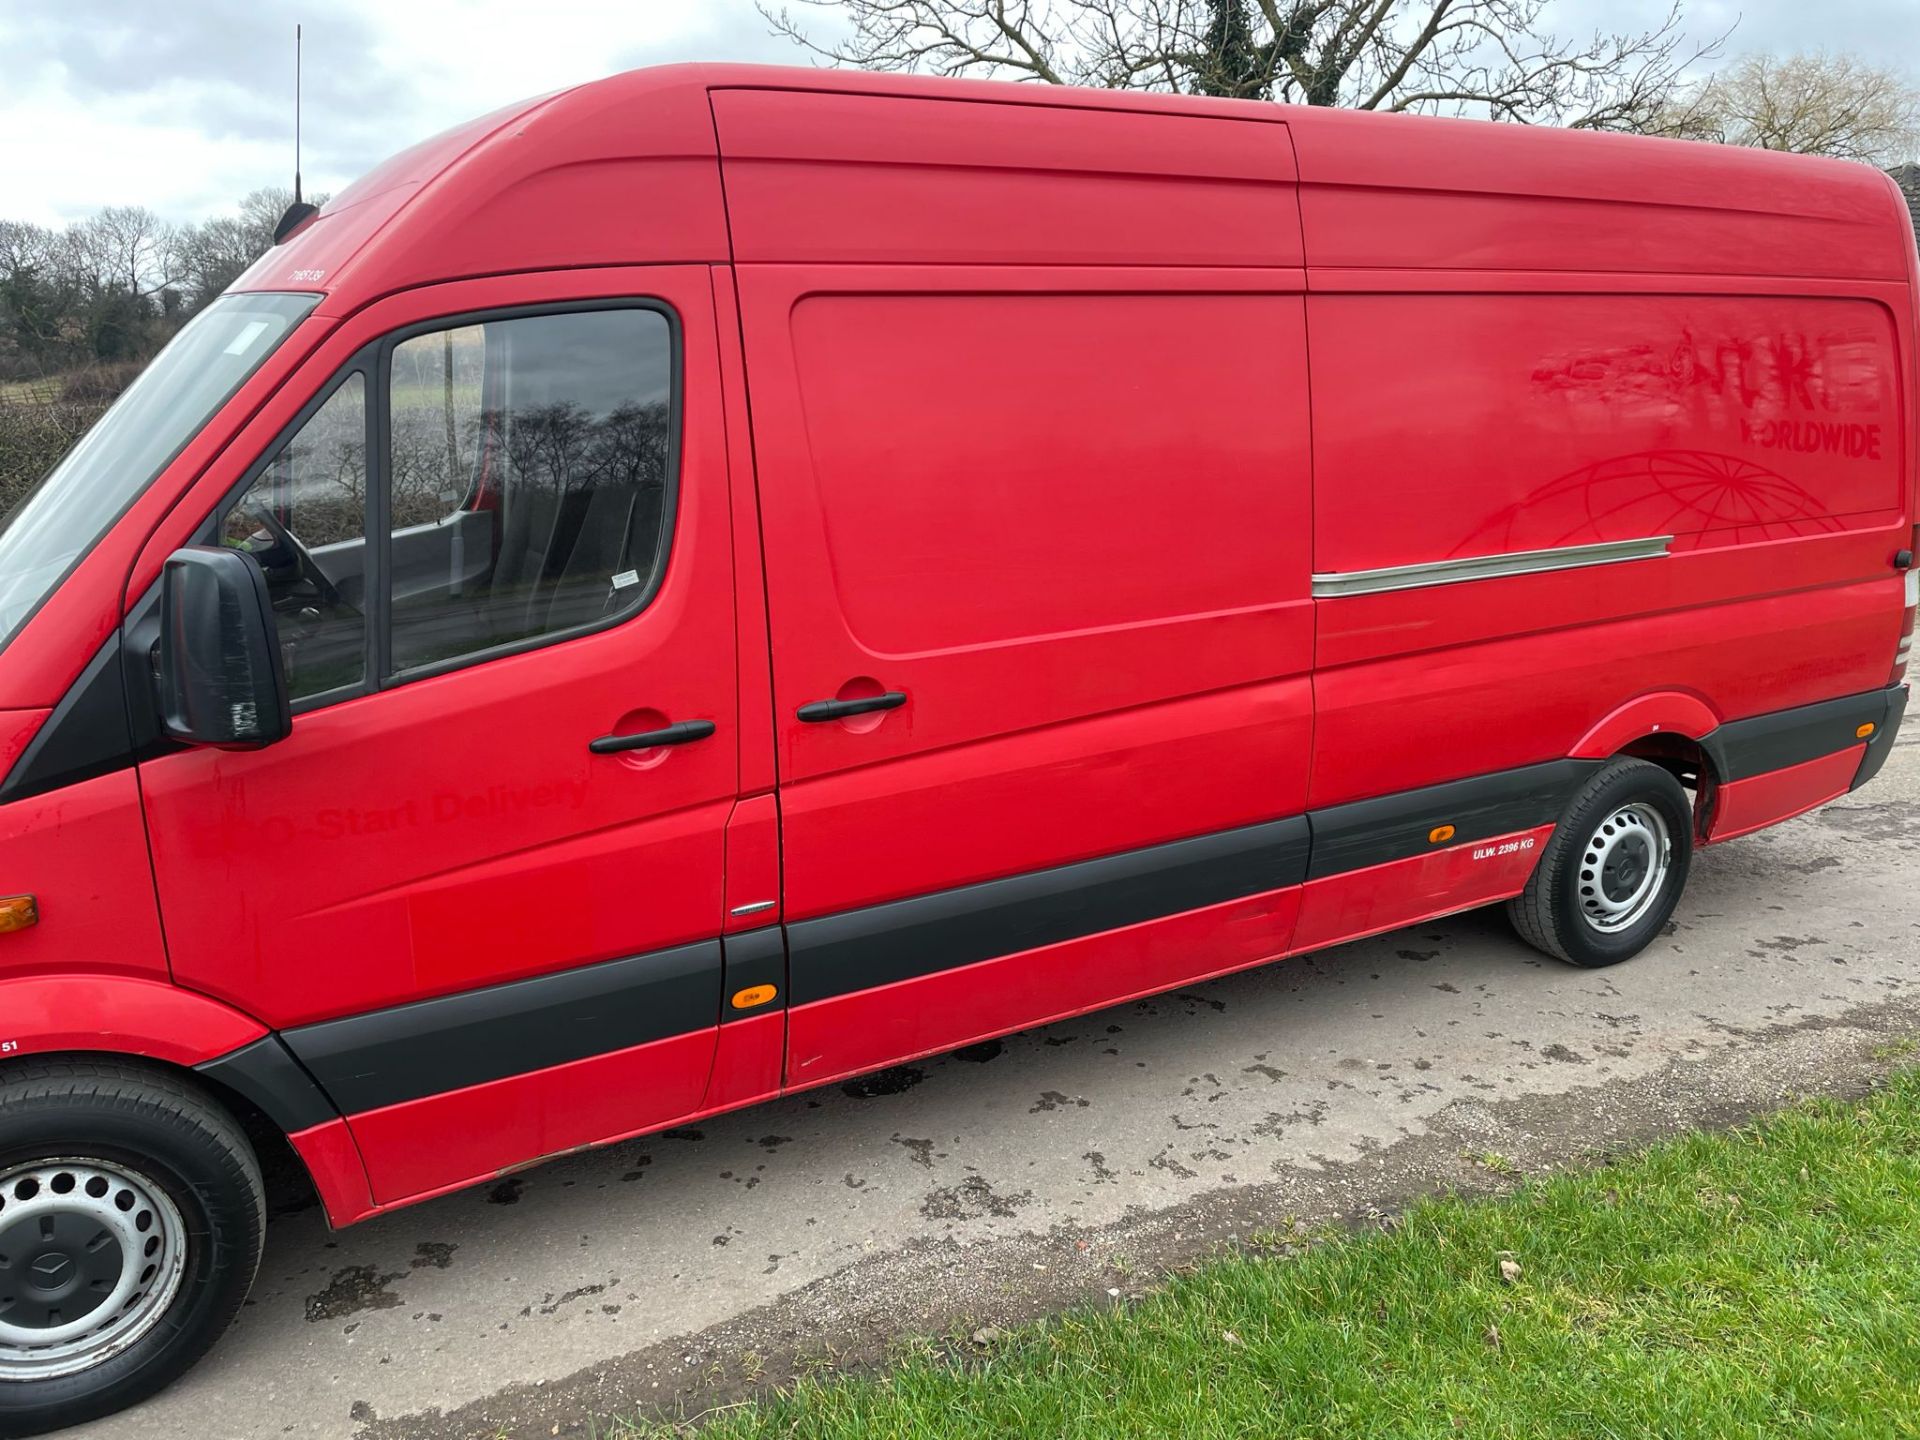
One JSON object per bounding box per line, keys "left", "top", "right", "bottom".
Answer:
{"left": 604, "top": 1069, "right": 1920, "bottom": 1439}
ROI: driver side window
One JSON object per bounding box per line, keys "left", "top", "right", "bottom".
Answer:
{"left": 213, "top": 301, "right": 677, "bottom": 711}
{"left": 219, "top": 373, "right": 369, "bottom": 701}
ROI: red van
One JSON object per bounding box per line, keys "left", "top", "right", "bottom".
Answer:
{"left": 0, "top": 63, "right": 1914, "bottom": 1429}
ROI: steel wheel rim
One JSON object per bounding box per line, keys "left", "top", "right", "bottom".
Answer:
{"left": 1577, "top": 802, "right": 1671, "bottom": 934}
{"left": 0, "top": 1158, "right": 188, "bottom": 1382}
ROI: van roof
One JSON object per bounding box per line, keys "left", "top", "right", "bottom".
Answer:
{"left": 237, "top": 62, "right": 1914, "bottom": 314}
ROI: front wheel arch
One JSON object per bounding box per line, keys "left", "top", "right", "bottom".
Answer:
{"left": 0, "top": 1049, "right": 320, "bottom": 1224}
{"left": 0, "top": 1057, "right": 267, "bottom": 1433}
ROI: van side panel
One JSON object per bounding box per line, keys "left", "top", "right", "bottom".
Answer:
{"left": 742, "top": 278, "right": 1315, "bottom": 910}
{"left": 1707, "top": 745, "right": 1866, "bottom": 843}
{"left": 1312, "top": 292, "right": 1904, "bottom": 576}
{"left": 1288, "top": 824, "right": 1554, "bottom": 955}
{"left": 787, "top": 886, "right": 1301, "bottom": 1088}
{"left": 1305, "top": 284, "right": 1908, "bottom": 811}
{"left": 338, "top": 1028, "right": 718, "bottom": 1205}
{"left": 716, "top": 91, "right": 1312, "bottom": 1086}
{"left": 1281, "top": 108, "right": 1912, "bottom": 947}
{"left": 746, "top": 277, "right": 1315, "bottom": 1086}
{"left": 1312, "top": 579, "right": 1896, "bottom": 808}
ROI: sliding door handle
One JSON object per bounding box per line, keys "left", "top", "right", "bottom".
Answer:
{"left": 589, "top": 719, "right": 716, "bottom": 754}
{"left": 796, "top": 692, "right": 906, "bottom": 723}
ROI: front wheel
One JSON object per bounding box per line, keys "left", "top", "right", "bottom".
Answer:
{"left": 1508, "top": 758, "right": 1693, "bottom": 968}
{"left": 0, "top": 1061, "right": 264, "bottom": 1436}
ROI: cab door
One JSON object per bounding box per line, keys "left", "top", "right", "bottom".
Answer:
{"left": 136, "top": 267, "right": 740, "bottom": 1204}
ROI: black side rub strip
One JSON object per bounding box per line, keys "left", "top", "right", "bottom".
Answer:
{"left": 196, "top": 1034, "right": 338, "bottom": 1133}
{"left": 1305, "top": 759, "right": 1600, "bottom": 880}
{"left": 281, "top": 940, "right": 722, "bottom": 1115}
{"left": 721, "top": 925, "right": 788, "bottom": 1020}
{"left": 229, "top": 685, "right": 1907, "bottom": 1120}
{"left": 786, "top": 818, "right": 1311, "bottom": 1007}
{"left": 1702, "top": 687, "right": 1893, "bottom": 782}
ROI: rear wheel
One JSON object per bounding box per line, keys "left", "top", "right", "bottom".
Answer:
{"left": 0, "top": 1061, "right": 263, "bottom": 1435}
{"left": 1508, "top": 758, "right": 1693, "bottom": 968}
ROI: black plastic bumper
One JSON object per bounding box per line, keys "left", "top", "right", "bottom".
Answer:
{"left": 1850, "top": 682, "right": 1908, "bottom": 792}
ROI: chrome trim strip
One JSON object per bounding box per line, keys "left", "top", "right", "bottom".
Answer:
{"left": 729, "top": 900, "right": 777, "bottom": 917}
{"left": 1311, "top": 535, "right": 1672, "bottom": 599}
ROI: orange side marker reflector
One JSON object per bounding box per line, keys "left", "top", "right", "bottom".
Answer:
{"left": 0, "top": 895, "right": 37, "bottom": 934}
{"left": 731, "top": 984, "right": 777, "bottom": 1010}
{"left": 1857, "top": 722, "right": 1876, "bottom": 739}
{"left": 1428, "top": 825, "right": 1456, "bottom": 844}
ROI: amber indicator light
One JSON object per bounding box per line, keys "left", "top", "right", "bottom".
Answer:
{"left": 1857, "top": 722, "right": 1876, "bottom": 739}
{"left": 731, "top": 984, "right": 778, "bottom": 1010}
{"left": 0, "top": 895, "right": 38, "bottom": 935}
{"left": 1428, "top": 825, "right": 1456, "bottom": 844}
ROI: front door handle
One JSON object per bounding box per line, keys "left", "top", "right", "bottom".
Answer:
{"left": 796, "top": 692, "right": 906, "bottom": 723}
{"left": 589, "top": 719, "right": 716, "bottom": 755}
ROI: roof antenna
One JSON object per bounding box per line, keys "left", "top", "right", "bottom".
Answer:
{"left": 273, "top": 23, "right": 319, "bottom": 244}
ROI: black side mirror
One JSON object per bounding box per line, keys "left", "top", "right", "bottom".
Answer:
{"left": 157, "top": 547, "right": 291, "bottom": 749}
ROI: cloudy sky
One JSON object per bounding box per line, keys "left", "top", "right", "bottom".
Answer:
{"left": 2, "top": 0, "right": 1915, "bottom": 227}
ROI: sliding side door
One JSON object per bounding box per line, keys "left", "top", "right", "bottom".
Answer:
{"left": 715, "top": 88, "right": 1314, "bottom": 1086}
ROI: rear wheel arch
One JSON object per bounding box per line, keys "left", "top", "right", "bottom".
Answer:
{"left": 1570, "top": 691, "right": 1721, "bottom": 760}
{"left": 1616, "top": 731, "right": 1718, "bottom": 838}
{"left": 1570, "top": 693, "right": 1723, "bottom": 840}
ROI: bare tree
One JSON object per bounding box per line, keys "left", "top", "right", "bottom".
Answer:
{"left": 1658, "top": 52, "right": 1920, "bottom": 165}
{"left": 0, "top": 222, "right": 53, "bottom": 280}
{"left": 175, "top": 187, "right": 321, "bottom": 313}
{"left": 0, "top": 221, "right": 81, "bottom": 359}
{"left": 3, "top": 188, "right": 326, "bottom": 383}
{"left": 762, "top": 0, "right": 1722, "bottom": 129}
{"left": 68, "top": 206, "right": 178, "bottom": 301}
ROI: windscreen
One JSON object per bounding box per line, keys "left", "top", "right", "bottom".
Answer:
{"left": 0, "top": 291, "right": 318, "bottom": 654}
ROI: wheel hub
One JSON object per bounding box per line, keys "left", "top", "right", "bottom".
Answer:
{"left": 0, "top": 1159, "right": 186, "bottom": 1381}
{"left": 1600, "top": 834, "right": 1649, "bottom": 900}
{"left": 1578, "top": 802, "right": 1672, "bottom": 934}
{"left": 1, "top": 1209, "right": 125, "bottom": 1329}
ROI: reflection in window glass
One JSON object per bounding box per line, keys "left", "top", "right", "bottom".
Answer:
{"left": 386, "top": 309, "right": 675, "bottom": 673}
{"left": 220, "top": 374, "right": 368, "bottom": 700}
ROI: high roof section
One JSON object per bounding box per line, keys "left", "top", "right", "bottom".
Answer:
{"left": 1282, "top": 101, "right": 1910, "bottom": 279}
{"left": 233, "top": 66, "right": 729, "bottom": 314}
{"left": 237, "top": 63, "right": 1915, "bottom": 315}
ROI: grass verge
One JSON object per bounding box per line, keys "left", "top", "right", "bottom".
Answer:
{"left": 605, "top": 1069, "right": 1920, "bottom": 1439}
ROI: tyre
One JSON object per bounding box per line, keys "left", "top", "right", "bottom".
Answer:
{"left": 1507, "top": 758, "right": 1692, "bottom": 968}
{"left": 0, "top": 1060, "right": 264, "bottom": 1436}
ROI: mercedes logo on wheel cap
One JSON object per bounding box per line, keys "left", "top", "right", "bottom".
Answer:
{"left": 29, "top": 1252, "right": 74, "bottom": 1288}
